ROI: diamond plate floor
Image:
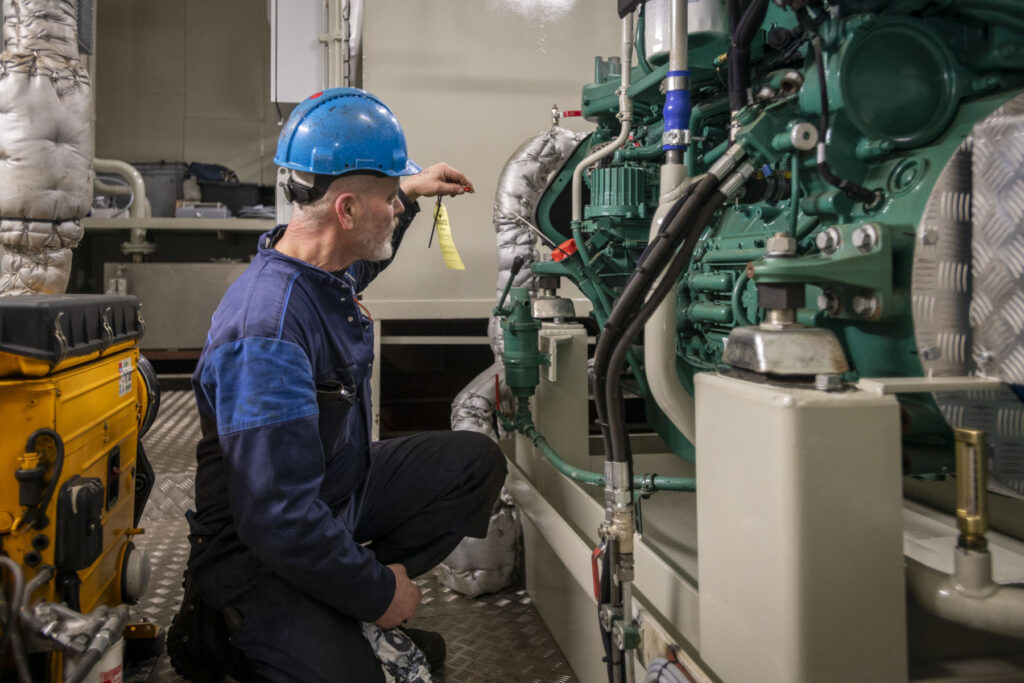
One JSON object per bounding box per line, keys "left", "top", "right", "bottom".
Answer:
{"left": 128, "top": 390, "right": 575, "bottom": 682}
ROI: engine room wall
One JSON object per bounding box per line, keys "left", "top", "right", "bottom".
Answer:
{"left": 90, "top": 0, "right": 614, "bottom": 312}
{"left": 359, "top": 0, "right": 616, "bottom": 313}
{"left": 93, "top": 0, "right": 286, "bottom": 186}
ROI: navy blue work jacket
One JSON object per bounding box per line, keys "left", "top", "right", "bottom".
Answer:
{"left": 187, "top": 193, "right": 419, "bottom": 623}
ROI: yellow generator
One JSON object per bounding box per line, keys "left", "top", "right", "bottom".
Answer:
{"left": 0, "top": 294, "right": 157, "bottom": 683}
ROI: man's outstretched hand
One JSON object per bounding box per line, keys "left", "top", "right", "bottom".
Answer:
{"left": 400, "top": 162, "right": 474, "bottom": 203}
{"left": 375, "top": 563, "right": 422, "bottom": 629}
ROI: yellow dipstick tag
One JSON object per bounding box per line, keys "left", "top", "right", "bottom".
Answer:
{"left": 432, "top": 202, "right": 465, "bottom": 271}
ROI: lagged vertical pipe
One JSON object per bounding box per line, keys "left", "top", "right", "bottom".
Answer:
{"left": 571, "top": 11, "right": 634, "bottom": 223}
{"left": 0, "top": 0, "right": 93, "bottom": 295}
{"left": 646, "top": 0, "right": 696, "bottom": 445}
{"left": 660, "top": 0, "right": 689, "bottom": 166}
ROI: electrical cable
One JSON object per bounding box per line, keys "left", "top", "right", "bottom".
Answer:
{"left": 635, "top": 4, "right": 654, "bottom": 76}
{"left": 810, "top": 35, "right": 880, "bottom": 206}
{"left": 599, "top": 549, "right": 620, "bottom": 682}
{"left": 17, "top": 429, "right": 65, "bottom": 533}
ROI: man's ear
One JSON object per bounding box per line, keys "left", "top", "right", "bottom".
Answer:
{"left": 334, "top": 193, "right": 357, "bottom": 231}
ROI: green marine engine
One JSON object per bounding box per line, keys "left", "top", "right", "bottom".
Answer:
{"left": 530, "top": 0, "right": 1024, "bottom": 485}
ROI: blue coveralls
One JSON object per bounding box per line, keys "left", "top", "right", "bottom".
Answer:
{"left": 181, "top": 193, "right": 506, "bottom": 682}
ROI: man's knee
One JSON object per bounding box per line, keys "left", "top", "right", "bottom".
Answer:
{"left": 452, "top": 430, "right": 506, "bottom": 486}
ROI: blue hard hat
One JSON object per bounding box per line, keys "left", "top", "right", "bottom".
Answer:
{"left": 274, "top": 88, "right": 421, "bottom": 177}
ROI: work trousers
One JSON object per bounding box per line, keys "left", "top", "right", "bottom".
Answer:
{"left": 190, "top": 430, "right": 506, "bottom": 683}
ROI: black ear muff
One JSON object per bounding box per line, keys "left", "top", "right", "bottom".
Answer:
{"left": 285, "top": 179, "right": 315, "bottom": 204}
{"left": 281, "top": 181, "right": 295, "bottom": 204}
{"left": 285, "top": 174, "right": 334, "bottom": 205}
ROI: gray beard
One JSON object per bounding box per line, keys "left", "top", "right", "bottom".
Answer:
{"left": 360, "top": 222, "right": 395, "bottom": 262}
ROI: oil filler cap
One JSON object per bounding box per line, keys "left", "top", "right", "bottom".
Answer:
{"left": 552, "top": 238, "right": 578, "bottom": 262}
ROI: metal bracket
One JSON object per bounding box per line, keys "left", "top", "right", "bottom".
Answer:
{"left": 53, "top": 312, "right": 68, "bottom": 365}
{"left": 599, "top": 604, "right": 622, "bottom": 633}
{"left": 538, "top": 333, "right": 574, "bottom": 383}
{"left": 856, "top": 376, "right": 1004, "bottom": 395}
{"left": 613, "top": 620, "right": 640, "bottom": 651}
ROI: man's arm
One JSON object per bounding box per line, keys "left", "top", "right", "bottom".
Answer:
{"left": 199, "top": 336, "right": 397, "bottom": 623}
{"left": 347, "top": 163, "right": 476, "bottom": 292}
{"left": 399, "top": 162, "right": 474, "bottom": 203}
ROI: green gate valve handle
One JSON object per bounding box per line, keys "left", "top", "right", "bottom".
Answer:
{"left": 494, "top": 255, "right": 526, "bottom": 316}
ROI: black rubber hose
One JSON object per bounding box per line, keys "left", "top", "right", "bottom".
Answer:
{"left": 593, "top": 175, "right": 716, "bottom": 396}
{"left": 811, "top": 36, "right": 879, "bottom": 206}
{"left": 598, "top": 549, "right": 627, "bottom": 683}
{"left": 593, "top": 175, "right": 721, "bottom": 463}
{"left": 594, "top": 176, "right": 718, "bottom": 448}
{"left": 729, "top": 0, "right": 770, "bottom": 112}
{"left": 727, "top": 0, "right": 742, "bottom": 110}
{"left": 605, "top": 189, "right": 729, "bottom": 464}
{"left": 591, "top": 180, "right": 698, "bottom": 449}
{"left": 20, "top": 429, "right": 65, "bottom": 531}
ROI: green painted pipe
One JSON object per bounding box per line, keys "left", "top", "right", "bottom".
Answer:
{"left": 571, "top": 223, "right": 614, "bottom": 318}
{"left": 689, "top": 272, "right": 733, "bottom": 292}
{"left": 701, "top": 140, "right": 729, "bottom": 168}
{"left": 731, "top": 269, "right": 754, "bottom": 326}
{"left": 688, "top": 302, "right": 733, "bottom": 324}
{"left": 514, "top": 404, "right": 696, "bottom": 493}
{"left": 685, "top": 97, "right": 730, "bottom": 176}
{"left": 614, "top": 143, "right": 664, "bottom": 163}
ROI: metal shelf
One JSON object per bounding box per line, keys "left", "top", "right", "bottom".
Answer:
{"left": 81, "top": 216, "right": 275, "bottom": 232}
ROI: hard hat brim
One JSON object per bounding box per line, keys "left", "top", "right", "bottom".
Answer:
{"left": 397, "top": 159, "right": 422, "bottom": 176}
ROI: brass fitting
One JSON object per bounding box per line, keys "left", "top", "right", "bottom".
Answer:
{"left": 955, "top": 428, "right": 989, "bottom": 551}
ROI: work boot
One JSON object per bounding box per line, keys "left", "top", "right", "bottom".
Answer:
{"left": 399, "top": 626, "right": 446, "bottom": 672}
{"left": 167, "top": 577, "right": 228, "bottom": 683}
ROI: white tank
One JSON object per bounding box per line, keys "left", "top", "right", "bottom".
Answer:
{"left": 645, "top": 0, "right": 728, "bottom": 58}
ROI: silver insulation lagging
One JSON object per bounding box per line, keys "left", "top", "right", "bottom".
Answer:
{"left": 0, "top": 0, "right": 93, "bottom": 296}
{"left": 451, "top": 124, "right": 585, "bottom": 435}
{"left": 444, "top": 126, "right": 585, "bottom": 597}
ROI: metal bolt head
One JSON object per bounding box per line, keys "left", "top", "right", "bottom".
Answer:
{"left": 852, "top": 292, "right": 880, "bottom": 319}
{"left": 780, "top": 70, "right": 805, "bottom": 95}
{"left": 921, "top": 228, "right": 939, "bottom": 246}
{"left": 765, "top": 232, "right": 797, "bottom": 257}
{"left": 663, "top": 129, "right": 684, "bottom": 145}
{"left": 815, "top": 226, "right": 841, "bottom": 255}
{"left": 817, "top": 290, "right": 840, "bottom": 315}
{"left": 921, "top": 345, "right": 941, "bottom": 361}
{"left": 852, "top": 224, "right": 879, "bottom": 253}
{"left": 789, "top": 122, "right": 818, "bottom": 151}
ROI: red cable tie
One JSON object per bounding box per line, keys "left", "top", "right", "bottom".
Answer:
{"left": 560, "top": 110, "right": 582, "bottom": 118}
